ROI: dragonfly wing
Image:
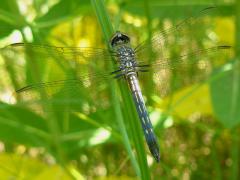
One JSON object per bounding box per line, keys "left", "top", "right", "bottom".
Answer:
{"left": 134, "top": 7, "right": 223, "bottom": 65}
{"left": 137, "top": 45, "right": 233, "bottom": 99}
{"left": 0, "top": 43, "right": 117, "bottom": 113}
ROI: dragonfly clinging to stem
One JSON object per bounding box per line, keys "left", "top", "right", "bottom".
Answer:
{"left": 110, "top": 31, "right": 160, "bottom": 161}
{"left": 0, "top": 6, "right": 232, "bottom": 162}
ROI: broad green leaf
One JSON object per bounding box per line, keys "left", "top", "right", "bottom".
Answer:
{"left": 0, "top": 21, "right": 15, "bottom": 38}
{"left": 35, "top": 0, "right": 92, "bottom": 28}
{"left": 0, "top": 102, "right": 49, "bottom": 146}
{"left": 123, "top": 2, "right": 233, "bottom": 18}
{"left": 159, "top": 83, "right": 213, "bottom": 118}
{"left": 0, "top": 0, "right": 25, "bottom": 37}
{"left": 210, "top": 60, "right": 240, "bottom": 128}
{"left": 215, "top": 17, "right": 234, "bottom": 45}
{"left": 0, "top": 153, "right": 77, "bottom": 179}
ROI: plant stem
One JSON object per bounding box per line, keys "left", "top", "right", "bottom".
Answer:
{"left": 91, "top": 0, "right": 151, "bottom": 179}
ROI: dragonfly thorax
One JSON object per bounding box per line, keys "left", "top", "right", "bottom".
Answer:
{"left": 110, "top": 31, "right": 136, "bottom": 66}
{"left": 117, "top": 46, "right": 135, "bottom": 62}
{"left": 116, "top": 45, "right": 138, "bottom": 77}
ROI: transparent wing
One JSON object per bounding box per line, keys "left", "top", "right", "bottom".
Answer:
{"left": 132, "top": 6, "right": 233, "bottom": 100}
{"left": 5, "top": 43, "right": 115, "bottom": 60}
{"left": 134, "top": 7, "right": 220, "bottom": 64}
{"left": 0, "top": 43, "right": 117, "bottom": 113}
{"left": 138, "top": 45, "right": 233, "bottom": 100}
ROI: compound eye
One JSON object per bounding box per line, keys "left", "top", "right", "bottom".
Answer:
{"left": 110, "top": 32, "right": 130, "bottom": 47}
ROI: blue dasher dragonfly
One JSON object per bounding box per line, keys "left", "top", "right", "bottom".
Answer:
{"left": 0, "top": 7, "right": 232, "bottom": 162}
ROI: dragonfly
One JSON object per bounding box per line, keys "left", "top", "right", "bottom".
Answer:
{"left": 0, "top": 7, "right": 232, "bottom": 162}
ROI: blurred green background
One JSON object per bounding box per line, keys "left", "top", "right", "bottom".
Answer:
{"left": 0, "top": 0, "right": 239, "bottom": 179}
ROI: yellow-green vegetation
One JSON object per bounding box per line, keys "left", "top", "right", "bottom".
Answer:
{"left": 0, "top": 0, "right": 239, "bottom": 179}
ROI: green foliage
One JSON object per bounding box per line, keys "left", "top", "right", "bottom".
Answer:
{"left": 35, "top": 0, "right": 92, "bottom": 28}
{"left": 0, "top": 153, "right": 82, "bottom": 179}
{"left": 0, "top": 102, "right": 48, "bottom": 146}
{"left": 0, "top": 0, "right": 239, "bottom": 179}
{"left": 211, "top": 60, "right": 240, "bottom": 128}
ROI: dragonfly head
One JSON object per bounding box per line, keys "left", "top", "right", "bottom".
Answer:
{"left": 110, "top": 31, "right": 130, "bottom": 48}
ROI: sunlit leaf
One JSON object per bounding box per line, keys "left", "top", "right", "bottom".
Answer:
{"left": 159, "top": 83, "right": 213, "bottom": 119}
{"left": 0, "top": 153, "right": 75, "bottom": 179}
